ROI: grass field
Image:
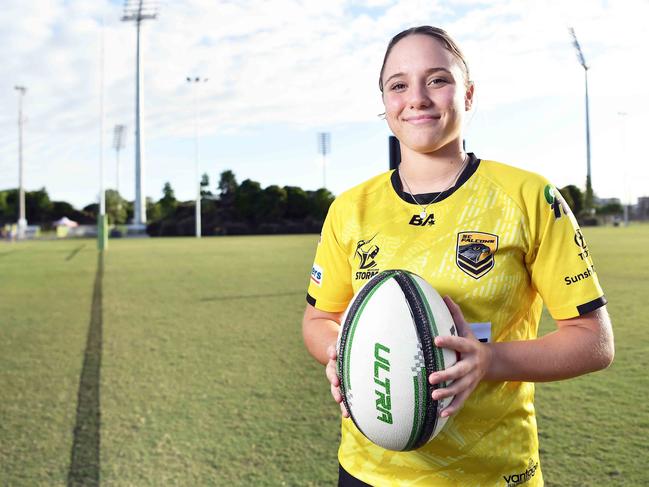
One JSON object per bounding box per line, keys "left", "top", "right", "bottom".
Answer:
{"left": 0, "top": 227, "right": 647, "bottom": 486}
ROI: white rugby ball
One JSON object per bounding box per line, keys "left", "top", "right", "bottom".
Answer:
{"left": 337, "top": 269, "right": 458, "bottom": 451}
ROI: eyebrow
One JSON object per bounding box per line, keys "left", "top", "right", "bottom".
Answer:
{"left": 383, "top": 67, "right": 454, "bottom": 86}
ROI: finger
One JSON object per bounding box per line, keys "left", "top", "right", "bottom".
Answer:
{"left": 431, "top": 374, "right": 472, "bottom": 401}
{"left": 434, "top": 335, "right": 477, "bottom": 353}
{"left": 340, "top": 401, "right": 350, "bottom": 418}
{"left": 429, "top": 359, "right": 472, "bottom": 385}
{"left": 325, "top": 361, "right": 340, "bottom": 386}
{"left": 327, "top": 344, "right": 338, "bottom": 360}
{"left": 331, "top": 383, "right": 343, "bottom": 403}
{"left": 443, "top": 296, "right": 474, "bottom": 339}
{"left": 439, "top": 387, "right": 471, "bottom": 418}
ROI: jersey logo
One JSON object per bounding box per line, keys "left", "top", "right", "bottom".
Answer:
{"left": 355, "top": 235, "right": 380, "bottom": 270}
{"left": 456, "top": 232, "right": 499, "bottom": 279}
{"left": 408, "top": 213, "right": 435, "bottom": 226}
{"left": 310, "top": 264, "right": 323, "bottom": 286}
{"left": 355, "top": 235, "right": 381, "bottom": 280}
{"left": 544, "top": 184, "right": 569, "bottom": 219}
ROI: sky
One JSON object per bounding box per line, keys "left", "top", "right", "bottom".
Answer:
{"left": 0, "top": 0, "right": 647, "bottom": 213}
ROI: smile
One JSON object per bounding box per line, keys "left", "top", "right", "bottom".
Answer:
{"left": 403, "top": 114, "right": 441, "bottom": 124}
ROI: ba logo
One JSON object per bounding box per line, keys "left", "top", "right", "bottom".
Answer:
{"left": 409, "top": 214, "right": 435, "bottom": 226}
{"left": 310, "top": 264, "right": 323, "bottom": 287}
{"left": 544, "top": 184, "right": 569, "bottom": 219}
{"left": 355, "top": 235, "right": 381, "bottom": 280}
{"left": 456, "top": 232, "right": 498, "bottom": 279}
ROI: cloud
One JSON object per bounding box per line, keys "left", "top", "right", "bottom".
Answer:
{"left": 0, "top": 0, "right": 646, "bottom": 207}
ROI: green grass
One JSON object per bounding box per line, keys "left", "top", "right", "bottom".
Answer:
{"left": 536, "top": 225, "right": 649, "bottom": 486}
{"left": 1, "top": 227, "right": 648, "bottom": 485}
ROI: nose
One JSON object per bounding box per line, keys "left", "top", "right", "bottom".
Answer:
{"left": 407, "top": 81, "right": 432, "bottom": 109}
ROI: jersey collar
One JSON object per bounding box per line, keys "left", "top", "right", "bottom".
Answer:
{"left": 391, "top": 153, "right": 480, "bottom": 205}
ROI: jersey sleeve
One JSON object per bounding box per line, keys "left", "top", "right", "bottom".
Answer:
{"left": 306, "top": 198, "right": 354, "bottom": 312}
{"left": 525, "top": 182, "right": 606, "bottom": 320}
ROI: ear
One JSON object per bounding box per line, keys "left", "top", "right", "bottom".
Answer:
{"left": 464, "top": 81, "right": 475, "bottom": 111}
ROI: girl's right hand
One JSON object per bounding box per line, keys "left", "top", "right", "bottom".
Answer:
{"left": 325, "top": 344, "right": 350, "bottom": 418}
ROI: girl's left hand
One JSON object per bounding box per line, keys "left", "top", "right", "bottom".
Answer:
{"left": 428, "top": 296, "right": 493, "bottom": 418}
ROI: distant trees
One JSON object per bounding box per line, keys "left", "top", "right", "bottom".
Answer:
{"left": 0, "top": 188, "right": 93, "bottom": 227}
{"left": 159, "top": 182, "right": 177, "bottom": 218}
{"left": 559, "top": 185, "right": 584, "bottom": 216}
{"left": 146, "top": 169, "right": 334, "bottom": 236}
{"left": 105, "top": 189, "right": 129, "bottom": 224}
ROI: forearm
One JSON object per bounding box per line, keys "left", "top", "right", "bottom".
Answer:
{"left": 302, "top": 315, "right": 341, "bottom": 365}
{"left": 486, "top": 320, "right": 614, "bottom": 382}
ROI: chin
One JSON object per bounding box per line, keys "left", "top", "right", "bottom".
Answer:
{"left": 402, "top": 137, "right": 448, "bottom": 154}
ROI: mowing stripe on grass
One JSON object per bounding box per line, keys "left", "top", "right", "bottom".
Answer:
{"left": 66, "top": 244, "right": 86, "bottom": 262}
{"left": 67, "top": 251, "right": 103, "bottom": 487}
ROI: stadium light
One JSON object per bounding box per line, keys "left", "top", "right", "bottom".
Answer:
{"left": 186, "top": 76, "right": 209, "bottom": 238}
{"left": 317, "top": 132, "right": 331, "bottom": 189}
{"left": 569, "top": 27, "right": 593, "bottom": 213}
{"left": 14, "top": 85, "right": 27, "bottom": 240}
{"left": 122, "top": 0, "right": 158, "bottom": 229}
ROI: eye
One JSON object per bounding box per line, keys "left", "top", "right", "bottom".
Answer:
{"left": 427, "top": 77, "right": 449, "bottom": 87}
{"left": 389, "top": 82, "right": 407, "bottom": 92}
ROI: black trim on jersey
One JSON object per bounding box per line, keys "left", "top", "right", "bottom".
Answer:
{"left": 392, "top": 152, "right": 480, "bottom": 205}
{"left": 339, "top": 464, "right": 372, "bottom": 486}
{"left": 306, "top": 293, "right": 316, "bottom": 306}
{"left": 576, "top": 295, "right": 607, "bottom": 315}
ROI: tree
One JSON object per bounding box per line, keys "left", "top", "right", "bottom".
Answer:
{"left": 0, "top": 190, "right": 15, "bottom": 224}
{"left": 146, "top": 197, "right": 162, "bottom": 222}
{"left": 200, "top": 173, "right": 212, "bottom": 197}
{"left": 234, "top": 179, "right": 262, "bottom": 221}
{"left": 284, "top": 186, "right": 309, "bottom": 219}
{"left": 50, "top": 201, "right": 89, "bottom": 224}
{"left": 105, "top": 189, "right": 128, "bottom": 224}
{"left": 597, "top": 202, "right": 623, "bottom": 215}
{"left": 25, "top": 188, "right": 52, "bottom": 225}
{"left": 559, "top": 185, "right": 584, "bottom": 216}
{"left": 260, "top": 185, "right": 287, "bottom": 221}
{"left": 159, "top": 182, "right": 177, "bottom": 218}
{"left": 83, "top": 203, "right": 99, "bottom": 221}
{"left": 308, "top": 188, "right": 335, "bottom": 220}
{"left": 218, "top": 170, "right": 238, "bottom": 200}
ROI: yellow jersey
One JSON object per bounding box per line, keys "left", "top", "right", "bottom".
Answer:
{"left": 306, "top": 154, "right": 606, "bottom": 486}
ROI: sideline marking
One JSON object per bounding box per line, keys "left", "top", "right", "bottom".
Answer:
{"left": 67, "top": 251, "right": 103, "bottom": 487}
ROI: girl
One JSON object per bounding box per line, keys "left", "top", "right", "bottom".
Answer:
{"left": 302, "top": 26, "right": 614, "bottom": 486}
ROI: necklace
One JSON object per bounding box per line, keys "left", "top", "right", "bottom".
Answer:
{"left": 400, "top": 153, "right": 469, "bottom": 219}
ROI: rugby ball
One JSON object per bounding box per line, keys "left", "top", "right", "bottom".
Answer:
{"left": 337, "top": 269, "right": 458, "bottom": 451}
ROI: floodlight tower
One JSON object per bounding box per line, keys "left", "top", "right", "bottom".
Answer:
{"left": 186, "top": 76, "right": 208, "bottom": 238}
{"left": 569, "top": 27, "right": 593, "bottom": 212}
{"left": 14, "top": 85, "right": 27, "bottom": 239}
{"left": 122, "top": 0, "right": 158, "bottom": 228}
{"left": 318, "top": 132, "right": 331, "bottom": 189}
{"left": 113, "top": 124, "right": 126, "bottom": 195}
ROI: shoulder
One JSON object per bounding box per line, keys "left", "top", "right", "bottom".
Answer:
{"left": 475, "top": 159, "right": 553, "bottom": 211}
{"left": 331, "top": 170, "right": 394, "bottom": 210}
{"left": 477, "top": 159, "right": 550, "bottom": 190}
